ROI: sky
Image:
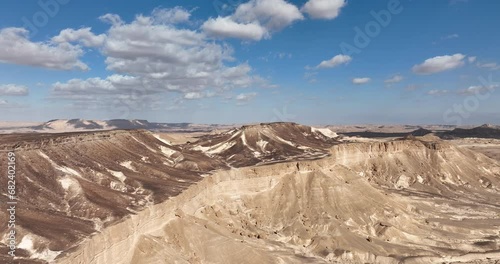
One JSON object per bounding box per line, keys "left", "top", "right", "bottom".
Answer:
{"left": 0, "top": 0, "right": 499, "bottom": 125}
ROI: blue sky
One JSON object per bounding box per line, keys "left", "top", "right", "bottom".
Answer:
{"left": 0, "top": 0, "right": 499, "bottom": 125}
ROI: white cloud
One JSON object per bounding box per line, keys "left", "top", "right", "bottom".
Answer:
{"left": 50, "top": 75, "right": 164, "bottom": 114}
{"left": 477, "top": 62, "right": 500, "bottom": 70}
{"left": 457, "top": 85, "right": 498, "bottom": 95}
{"left": 50, "top": 10, "right": 267, "bottom": 112}
{"left": 236, "top": 92, "right": 257, "bottom": 101}
{"left": 412, "top": 53, "right": 465, "bottom": 75}
{"left": 0, "top": 27, "right": 88, "bottom": 70}
{"left": 52, "top": 75, "right": 139, "bottom": 96}
{"left": 234, "top": 0, "right": 304, "bottom": 30}
{"left": 101, "top": 13, "right": 257, "bottom": 90}
{"left": 184, "top": 92, "right": 204, "bottom": 100}
{"left": 468, "top": 56, "right": 476, "bottom": 63}
{"left": 427, "top": 89, "right": 449, "bottom": 96}
{"left": 99, "top": 14, "right": 124, "bottom": 26}
{"left": 352, "top": 77, "right": 371, "bottom": 85}
{"left": 302, "top": 0, "right": 347, "bottom": 19}
{"left": 152, "top": 7, "right": 191, "bottom": 24}
{"left": 442, "top": 33, "right": 459, "bottom": 40}
{"left": 0, "top": 99, "right": 24, "bottom": 108}
{"left": 202, "top": 17, "right": 267, "bottom": 41}
{"left": 52, "top": 27, "right": 106, "bottom": 47}
{"left": 384, "top": 74, "right": 403, "bottom": 84}
{"left": 317, "top": 54, "right": 351, "bottom": 69}
{"left": 183, "top": 91, "right": 216, "bottom": 100}
{"left": 0, "top": 84, "right": 29, "bottom": 96}
{"left": 202, "top": 0, "right": 303, "bottom": 40}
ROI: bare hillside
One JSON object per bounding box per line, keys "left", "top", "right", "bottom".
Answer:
{"left": 56, "top": 139, "right": 500, "bottom": 264}
{"left": 186, "top": 122, "right": 339, "bottom": 167}
{"left": 1, "top": 123, "right": 499, "bottom": 263}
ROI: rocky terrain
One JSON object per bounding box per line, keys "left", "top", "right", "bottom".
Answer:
{"left": 185, "top": 122, "right": 340, "bottom": 167}
{"left": 0, "top": 122, "right": 499, "bottom": 263}
{"left": 0, "top": 130, "right": 224, "bottom": 263}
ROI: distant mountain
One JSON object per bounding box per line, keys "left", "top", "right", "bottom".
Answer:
{"left": 439, "top": 124, "right": 500, "bottom": 139}
{"left": 186, "top": 122, "right": 339, "bottom": 167}
{"left": 409, "top": 127, "right": 433, "bottom": 137}
{"left": 29, "top": 119, "right": 222, "bottom": 133}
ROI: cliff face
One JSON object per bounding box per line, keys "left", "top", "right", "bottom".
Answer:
{"left": 328, "top": 140, "right": 500, "bottom": 192}
{"left": 0, "top": 130, "right": 225, "bottom": 263}
{"left": 1, "top": 125, "right": 499, "bottom": 264}
{"left": 55, "top": 139, "right": 500, "bottom": 264}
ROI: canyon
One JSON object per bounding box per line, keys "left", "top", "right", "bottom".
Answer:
{"left": 0, "top": 123, "right": 499, "bottom": 263}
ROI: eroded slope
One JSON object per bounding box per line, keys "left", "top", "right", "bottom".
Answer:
{"left": 57, "top": 139, "right": 500, "bottom": 264}
{"left": 0, "top": 130, "right": 225, "bottom": 263}
{"left": 186, "top": 122, "right": 339, "bottom": 167}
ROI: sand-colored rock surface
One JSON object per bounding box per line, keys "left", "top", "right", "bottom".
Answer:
{"left": 56, "top": 139, "right": 500, "bottom": 264}
{"left": 0, "top": 130, "right": 225, "bottom": 263}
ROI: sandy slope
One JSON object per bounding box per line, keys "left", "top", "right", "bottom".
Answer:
{"left": 56, "top": 139, "right": 500, "bottom": 264}
{"left": 0, "top": 130, "right": 225, "bottom": 263}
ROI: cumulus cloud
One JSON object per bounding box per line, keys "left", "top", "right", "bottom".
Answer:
{"left": 236, "top": 92, "right": 257, "bottom": 102}
{"left": 468, "top": 56, "right": 477, "bottom": 63}
{"left": 202, "top": 0, "right": 303, "bottom": 40}
{"left": 234, "top": 0, "right": 304, "bottom": 30}
{"left": 477, "top": 62, "right": 500, "bottom": 70}
{"left": 316, "top": 54, "right": 351, "bottom": 69}
{"left": 442, "top": 33, "right": 459, "bottom": 40}
{"left": 457, "top": 85, "right": 498, "bottom": 95}
{"left": 202, "top": 17, "right": 267, "bottom": 41}
{"left": 352, "top": 77, "right": 371, "bottom": 85}
{"left": 50, "top": 10, "right": 267, "bottom": 112}
{"left": 302, "top": 0, "right": 347, "bottom": 19}
{"left": 183, "top": 91, "right": 216, "bottom": 100}
{"left": 52, "top": 27, "right": 106, "bottom": 47}
{"left": 384, "top": 74, "right": 403, "bottom": 84}
{"left": 100, "top": 13, "right": 259, "bottom": 91}
{"left": 0, "top": 27, "right": 88, "bottom": 70}
{"left": 427, "top": 89, "right": 449, "bottom": 96}
{"left": 51, "top": 75, "right": 142, "bottom": 96}
{"left": 50, "top": 75, "right": 165, "bottom": 115}
{"left": 184, "top": 92, "right": 204, "bottom": 100}
{"left": 0, "top": 99, "right": 24, "bottom": 108}
{"left": 152, "top": 7, "right": 191, "bottom": 24}
{"left": 0, "top": 84, "right": 29, "bottom": 96}
{"left": 99, "top": 14, "right": 124, "bottom": 26}
{"left": 412, "top": 53, "right": 465, "bottom": 75}
{"left": 0, "top": 99, "right": 14, "bottom": 108}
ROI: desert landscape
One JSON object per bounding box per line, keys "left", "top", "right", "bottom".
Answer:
{"left": 1, "top": 0, "right": 499, "bottom": 263}
{"left": 0, "top": 120, "right": 499, "bottom": 263}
